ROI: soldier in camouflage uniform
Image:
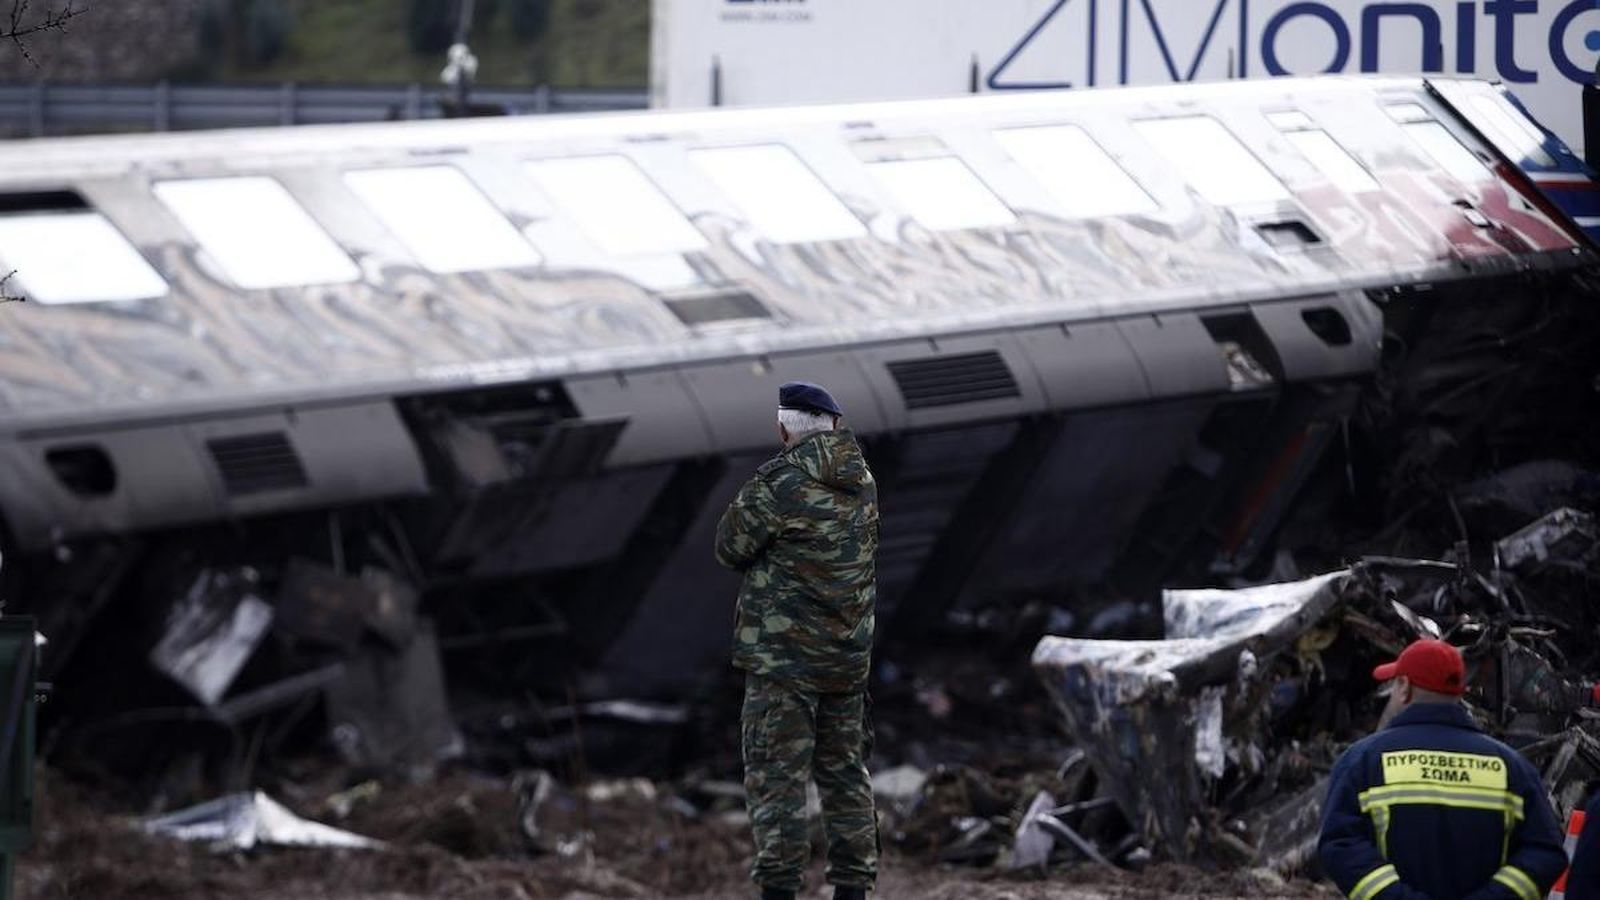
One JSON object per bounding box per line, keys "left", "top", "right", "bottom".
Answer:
{"left": 715, "top": 381, "right": 880, "bottom": 900}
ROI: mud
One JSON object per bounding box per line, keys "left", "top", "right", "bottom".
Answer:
{"left": 17, "top": 768, "right": 1333, "bottom": 900}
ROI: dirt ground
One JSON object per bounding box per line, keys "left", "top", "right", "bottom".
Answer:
{"left": 15, "top": 769, "right": 1335, "bottom": 900}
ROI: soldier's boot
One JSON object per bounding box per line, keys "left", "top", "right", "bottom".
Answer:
{"left": 833, "top": 889, "right": 868, "bottom": 900}
{"left": 759, "top": 889, "right": 795, "bottom": 900}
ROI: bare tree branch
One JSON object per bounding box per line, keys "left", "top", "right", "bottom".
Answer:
{"left": 0, "top": 1, "right": 79, "bottom": 304}
{"left": 3, "top": 0, "right": 84, "bottom": 67}
{"left": 0, "top": 271, "right": 23, "bottom": 304}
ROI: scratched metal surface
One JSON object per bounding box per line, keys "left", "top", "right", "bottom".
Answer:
{"left": 0, "top": 76, "right": 1580, "bottom": 429}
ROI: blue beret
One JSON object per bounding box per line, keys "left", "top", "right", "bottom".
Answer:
{"left": 778, "top": 381, "right": 843, "bottom": 417}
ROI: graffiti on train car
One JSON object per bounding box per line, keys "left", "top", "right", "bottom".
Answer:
{"left": 0, "top": 130, "right": 1573, "bottom": 419}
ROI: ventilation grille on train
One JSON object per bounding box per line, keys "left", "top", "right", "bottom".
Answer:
{"left": 886, "top": 351, "right": 1021, "bottom": 409}
{"left": 207, "top": 432, "right": 309, "bottom": 496}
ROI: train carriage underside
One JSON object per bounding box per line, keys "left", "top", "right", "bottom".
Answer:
{"left": 0, "top": 76, "right": 1596, "bottom": 773}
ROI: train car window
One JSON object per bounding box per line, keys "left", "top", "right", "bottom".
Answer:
{"left": 0, "top": 207, "right": 167, "bottom": 304}
{"left": 1134, "top": 116, "right": 1290, "bottom": 207}
{"left": 1284, "top": 130, "right": 1379, "bottom": 194}
{"left": 689, "top": 144, "right": 866, "bottom": 243}
{"left": 1403, "top": 121, "right": 1492, "bottom": 186}
{"left": 526, "top": 155, "right": 706, "bottom": 256}
{"left": 1465, "top": 94, "right": 1556, "bottom": 167}
{"left": 993, "top": 125, "right": 1158, "bottom": 219}
{"left": 153, "top": 176, "right": 358, "bottom": 290}
{"left": 345, "top": 166, "right": 540, "bottom": 273}
{"left": 867, "top": 157, "right": 1015, "bottom": 231}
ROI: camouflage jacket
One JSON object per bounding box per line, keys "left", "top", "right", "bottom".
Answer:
{"left": 715, "top": 429, "right": 879, "bottom": 694}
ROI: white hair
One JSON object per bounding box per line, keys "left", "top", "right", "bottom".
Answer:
{"left": 777, "top": 407, "right": 836, "bottom": 440}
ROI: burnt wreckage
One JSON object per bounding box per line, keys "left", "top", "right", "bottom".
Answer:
{"left": 0, "top": 77, "right": 1595, "bottom": 779}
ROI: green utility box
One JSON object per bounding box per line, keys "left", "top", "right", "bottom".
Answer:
{"left": 0, "top": 617, "right": 37, "bottom": 900}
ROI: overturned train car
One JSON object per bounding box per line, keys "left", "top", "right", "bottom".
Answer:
{"left": 0, "top": 76, "right": 1591, "bottom": 705}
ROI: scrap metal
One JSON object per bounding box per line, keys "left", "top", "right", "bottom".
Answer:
{"left": 1031, "top": 509, "right": 1600, "bottom": 870}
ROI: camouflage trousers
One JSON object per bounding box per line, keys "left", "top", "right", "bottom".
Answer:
{"left": 741, "top": 672, "right": 878, "bottom": 892}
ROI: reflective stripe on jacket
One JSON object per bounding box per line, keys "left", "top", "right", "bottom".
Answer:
{"left": 1317, "top": 703, "right": 1566, "bottom": 900}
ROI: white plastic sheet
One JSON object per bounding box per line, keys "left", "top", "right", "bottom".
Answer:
{"left": 144, "top": 791, "right": 382, "bottom": 851}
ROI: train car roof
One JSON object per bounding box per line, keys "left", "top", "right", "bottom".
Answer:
{"left": 0, "top": 75, "right": 1434, "bottom": 167}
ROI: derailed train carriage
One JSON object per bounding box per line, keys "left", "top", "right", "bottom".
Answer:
{"left": 0, "top": 76, "right": 1594, "bottom": 735}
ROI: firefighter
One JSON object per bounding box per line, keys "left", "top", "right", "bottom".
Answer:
{"left": 1318, "top": 638, "right": 1566, "bottom": 900}
{"left": 715, "top": 382, "right": 879, "bottom": 900}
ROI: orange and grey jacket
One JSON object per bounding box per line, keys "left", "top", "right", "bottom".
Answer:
{"left": 1318, "top": 703, "right": 1565, "bottom": 900}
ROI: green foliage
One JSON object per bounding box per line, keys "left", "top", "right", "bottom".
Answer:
{"left": 407, "top": 0, "right": 457, "bottom": 54}
{"left": 509, "top": 0, "right": 550, "bottom": 40}
{"left": 205, "top": 0, "right": 649, "bottom": 87}
{"left": 193, "top": 0, "right": 297, "bottom": 71}
{"left": 245, "top": 0, "right": 294, "bottom": 66}
{"left": 194, "top": 0, "right": 231, "bottom": 69}
{"left": 474, "top": 0, "right": 504, "bottom": 30}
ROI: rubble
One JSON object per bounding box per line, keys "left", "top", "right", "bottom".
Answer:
{"left": 326, "top": 621, "right": 461, "bottom": 772}
{"left": 19, "top": 764, "right": 1343, "bottom": 899}
{"left": 20, "top": 447, "right": 1600, "bottom": 895}
{"left": 1496, "top": 507, "right": 1597, "bottom": 572}
{"left": 147, "top": 567, "right": 274, "bottom": 707}
{"left": 1032, "top": 571, "right": 1347, "bottom": 865}
{"left": 143, "top": 790, "right": 383, "bottom": 851}
{"left": 1012, "top": 789, "right": 1116, "bottom": 871}
{"left": 32, "top": 493, "right": 1600, "bottom": 894}
{"left": 1029, "top": 506, "right": 1600, "bottom": 872}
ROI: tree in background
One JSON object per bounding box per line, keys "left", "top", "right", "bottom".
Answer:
{"left": 197, "top": 0, "right": 294, "bottom": 71}
{"left": 2, "top": 0, "right": 83, "bottom": 66}
{"left": 509, "top": 0, "right": 549, "bottom": 40}
{"left": 408, "top": 0, "right": 547, "bottom": 53}
{"left": 407, "top": 0, "right": 457, "bottom": 54}
{"left": 2, "top": 0, "right": 84, "bottom": 302}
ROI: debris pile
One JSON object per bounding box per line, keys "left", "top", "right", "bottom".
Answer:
{"left": 43, "top": 553, "right": 469, "bottom": 796}
{"left": 143, "top": 790, "right": 383, "bottom": 851}
{"left": 1027, "top": 507, "right": 1600, "bottom": 873}
{"left": 23, "top": 511, "right": 1600, "bottom": 896}
{"left": 22, "top": 763, "right": 1342, "bottom": 899}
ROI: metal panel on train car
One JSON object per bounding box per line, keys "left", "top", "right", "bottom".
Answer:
{"left": 1116, "top": 313, "right": 1234, "bottom": 398}
{"left": 182, "top": 403, "right": 428, "bottom": 517}
{"left": 565, "top": 369, "right": 712, "bottom": 467}
{"left": 10, "top": 428, "right": 217, "bottom": 550}
{"left": 1014, "top": 321, "right": 1152, "bottom": 411}
{"left": 1249, "top": 293, "right": 1383, "bottom": 381}
{"left": 857, "top": 334, "right": 1046, "bottom": 430}
{"left": 679, "top": 352, "right": 886, "bottom": 452}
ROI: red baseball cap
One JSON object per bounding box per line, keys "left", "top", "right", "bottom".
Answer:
{"left": 1372, "top": 639, "right": 1466, "bottom": 696}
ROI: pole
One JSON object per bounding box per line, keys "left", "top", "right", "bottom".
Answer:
{"left": 454, "top": 0, "right": 476, "bottom": 111}
{"left": 1587, "top": 60, "right": 1600, "bottom": 172}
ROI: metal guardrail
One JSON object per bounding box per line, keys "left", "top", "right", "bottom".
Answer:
{"left": 0, "top": 81, "right": 649, "bottom": 137}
